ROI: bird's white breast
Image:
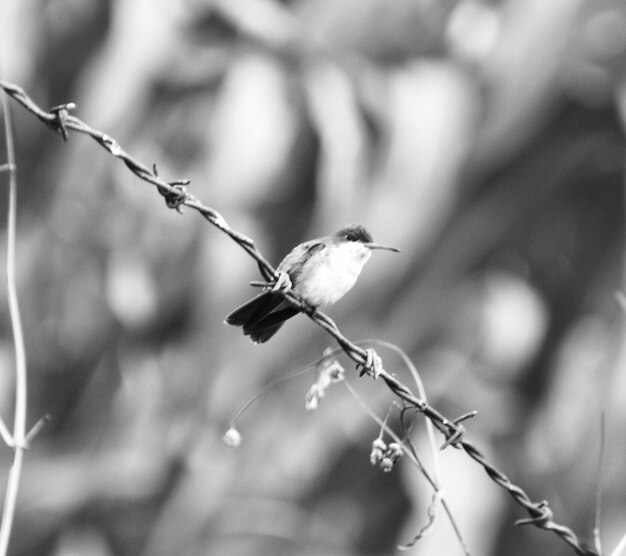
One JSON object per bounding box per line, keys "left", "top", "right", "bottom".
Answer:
{"left": 295, "top": 242, "right": 372, "bottom": 307}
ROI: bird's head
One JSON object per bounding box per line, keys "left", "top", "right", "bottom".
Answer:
{"left": 332, "top": 224, "right": 400, "bottom": 253}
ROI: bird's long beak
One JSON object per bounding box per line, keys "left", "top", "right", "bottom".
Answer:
{"left": 365, "top": 243, "right": 400, "bottom": 253}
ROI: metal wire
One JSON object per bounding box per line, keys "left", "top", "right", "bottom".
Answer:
{"left": 0, "top": 79, "right": 599, "bottom": 556}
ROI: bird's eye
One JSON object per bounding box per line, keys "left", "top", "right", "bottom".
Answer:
{"left": 345, "top": 232, "right": 357, "bottom": 241}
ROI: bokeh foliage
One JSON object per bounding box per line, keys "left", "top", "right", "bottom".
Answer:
{"left": 1, "top": 0, "right": 626, "bottom": 554}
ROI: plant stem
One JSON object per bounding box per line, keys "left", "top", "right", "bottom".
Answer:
{"left": 0, "top": 81, "right": 28, "bottom": 556}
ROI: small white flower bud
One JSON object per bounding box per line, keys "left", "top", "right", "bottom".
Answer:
{"left": 381, "top": 457, "right": 394, "bottom": 472}
{"left": 223, "top": 427, "right": 242, "bottom": 447}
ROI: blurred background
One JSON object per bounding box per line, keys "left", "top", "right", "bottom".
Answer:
{"left": 1, "top": 0, "right": 626, "bottom": 554}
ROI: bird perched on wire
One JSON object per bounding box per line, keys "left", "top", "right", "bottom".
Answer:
{"left": 225, "top": 224, "right": 400, "bottom": 343}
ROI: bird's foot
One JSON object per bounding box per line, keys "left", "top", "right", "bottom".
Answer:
{"left": 272, "top": 271, "right": 292, "bottom": 293}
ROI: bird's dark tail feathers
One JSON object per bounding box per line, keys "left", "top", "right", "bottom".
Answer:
{"left": 225, "top": 291, "right": 300, "bottom": 343}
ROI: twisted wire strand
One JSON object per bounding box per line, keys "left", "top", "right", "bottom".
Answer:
{"left": 0, "top": 79, "right": 598, "bottom": 556}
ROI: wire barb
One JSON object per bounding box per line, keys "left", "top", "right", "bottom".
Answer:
{"left": 439, "top": 425, "right": 466, "bottom": 451}
{"left": 47, "top": 103, "right": 76, "bottom": 141}
{"left": 152, "top": 163, "right": 190, "bottom": 211}
{"left": 515, "top": 500, "right": 553, "bottom": 527}
{"left": 358, "top": 347, "right": 383, "bottom": 378}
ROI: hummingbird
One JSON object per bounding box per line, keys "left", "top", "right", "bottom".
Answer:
{"left": 225, "top": 224, "right": 400, "bottom": 343}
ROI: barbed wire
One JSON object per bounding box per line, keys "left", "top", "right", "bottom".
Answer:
{"left": 0, "top": 79, "right": 598, "bottom": 556}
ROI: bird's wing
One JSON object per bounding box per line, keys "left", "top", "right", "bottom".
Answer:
{"left": 226, "top": 238, "right": 326, "bottom": 341}
{"left": 277, "top": 240, "right": 326, "bottom": 283}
